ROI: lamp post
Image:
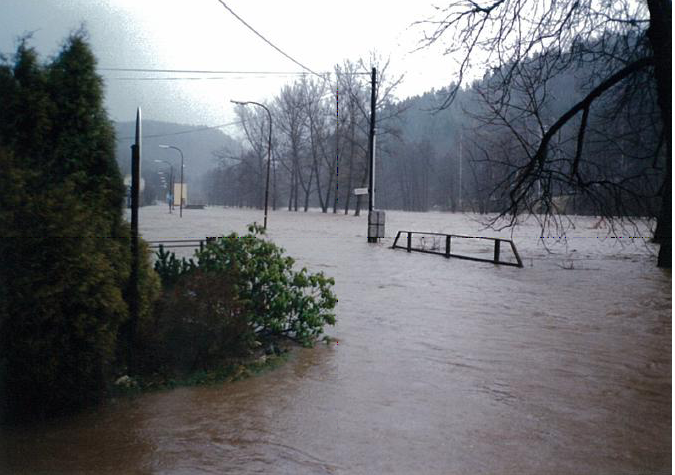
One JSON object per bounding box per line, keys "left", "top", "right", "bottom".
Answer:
{"left": 159, "top": 144, "right": 184, "bottom": 217}
{"left": 231, "top": 99, "right": 272, "bottom": 230}
{"left": 154, "top": 159, "right": 174, "bottom": 213}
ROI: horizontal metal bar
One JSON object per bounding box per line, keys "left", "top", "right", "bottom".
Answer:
{"left": 147, "top": 239, "right": 205, "bottom": 243}
{"left": 392, "top": 229, "right": 523, "bottom": 268}
{"left": 149, "top": 244, "right": 202, "bottom": 249}
{"left": 392, "top": 245, "right": 521, "bottom": 267}
{"left": 396, "top": 231, "right": 513, "bottom": 243}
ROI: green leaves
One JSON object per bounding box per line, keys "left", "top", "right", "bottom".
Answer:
{"left": 154, "top": 224, "right": 337, "bottom": 348}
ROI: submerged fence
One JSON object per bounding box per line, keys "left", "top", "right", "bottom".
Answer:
{"left": 147, "top": 237, "right": 217, "bottom": 252}
{"left": 391, "top": 231, "right": 523, "bottom": 268}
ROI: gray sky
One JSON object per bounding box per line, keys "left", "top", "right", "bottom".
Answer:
{"left": 2, "top": 0, "right": 458, "bottom": 127}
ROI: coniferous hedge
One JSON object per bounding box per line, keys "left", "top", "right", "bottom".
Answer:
{"left": 0, "top": 33, "right": 159, "bottom": 421}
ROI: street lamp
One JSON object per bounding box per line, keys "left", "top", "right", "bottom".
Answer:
{"left": 154, "top": 159, "right": 174, "bottom": 213}
{"left": 159, "top": 145, "right": 184, "bottom": 217}
{"left": 231, "top": 99, "right": 272, "bottom": 230}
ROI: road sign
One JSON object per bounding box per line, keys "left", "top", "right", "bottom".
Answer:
{"left": 354, "top": 187, "right": 369, "bottom": 196}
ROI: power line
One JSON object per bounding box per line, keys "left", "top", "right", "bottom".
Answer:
{"left": 108, "top": 76, "right": 305, "bottom": 81}
{"left": 98, "top": 67, "right": 369, "bottom": 76}
{"left": 116, "top": 121, "right": 243, "bottom": 141}
{"left": 214, "top": 0, "right": 325, "bottom": 80}
{"left": 99, "top": 68, "right": 313, "bottom": 75}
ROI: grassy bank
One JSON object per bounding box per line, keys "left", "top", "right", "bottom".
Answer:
{"left": 110, "top": 341, "right": 294, "bottom": 399}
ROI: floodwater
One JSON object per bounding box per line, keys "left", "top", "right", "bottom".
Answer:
{"left": 1, "top": 206, "right": 671, "bottom": 474}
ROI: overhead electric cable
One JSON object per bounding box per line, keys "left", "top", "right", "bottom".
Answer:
{"left": 98, "top": 67, "right": 368, "bottom": 76}
{"left": 214, "top": 0, "right": 325, "bottom": 80}
{"left": 116, "top": 121, "right": 242, "bottom": 141}
{"left": 99, "top": 68, "right": 313, "bottom": 74}
{"left": 109, "top": 76, "right": 300, "bottom": 81}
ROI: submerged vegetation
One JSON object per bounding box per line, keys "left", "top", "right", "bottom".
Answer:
{"left": 140, "top": 223, "right": 337, "bottom": 380}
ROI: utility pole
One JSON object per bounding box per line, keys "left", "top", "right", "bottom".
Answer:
{"left": 367, "top": 67, "right": 380, "bottom": 243}
{"left": 458, "top": 128, "right": 463, "bottom": 212}
{"left": 334, "top": 82, "right": 339, "bottom": 214}
{"left": 368, "top": 67, "right": 376, "bottom": 215}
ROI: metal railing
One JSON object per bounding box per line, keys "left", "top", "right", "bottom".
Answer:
{"left": 391, "top": 231, "right": 523, "bottom": 268}
{"left": 147, "top": 237, "right": 217, "bottom": 251}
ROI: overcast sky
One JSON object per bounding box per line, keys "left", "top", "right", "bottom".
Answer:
{"left": 2, "top": 0, "right": 461, "bottom": 127}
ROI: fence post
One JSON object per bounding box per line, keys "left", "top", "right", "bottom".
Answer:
{"left": 407, "top": 232, "right": 412, "bottom": 252}
{"left": 445, "top": 235, "right": 451, "bottom": 258}
{"left": 199, "top": 240, "right": 204, "bottom": 252}
{"left": 494, "top": 239, "right": 501, "bottom": 263}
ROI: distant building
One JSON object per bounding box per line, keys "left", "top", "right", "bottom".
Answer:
{"left": 174, "top": 183, "right": 187, "bottom": 207}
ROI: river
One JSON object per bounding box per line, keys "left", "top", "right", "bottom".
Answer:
{"left": 1, "top": 206, "right": 671, "bottom": 474}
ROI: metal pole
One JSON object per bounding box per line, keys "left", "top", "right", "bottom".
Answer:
{"left": 179, "top": 148, "right": 184, "bottom": 218}
{"left": 263, "top": 106, "right": 272, "bottom": 230}
{"left": 368, "top": 67, "right": 376, "bottom": 214}
{"left": 459, "top": 128, "right": 463, "bottom": 212}
{"left": 367, "top": 67, "right": 377, "bottom": 243}
{"left": 154, "top": 159, "right": 174, "bottom": 213}
{"left": 159, "top": 145, "right": 184, "bottom": 217}
{"left": 334, "top": 82, "right": 339, "bottom": 213}
{"left": 129, "top": 107, "right": 142, "bottom": 372}
{"left": 272, "top": 156, "right": 277, "bottom": 211}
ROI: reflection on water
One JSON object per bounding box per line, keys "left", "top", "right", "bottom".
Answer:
{"left": 0, "top": 208, "right": 670, "bottom": 474}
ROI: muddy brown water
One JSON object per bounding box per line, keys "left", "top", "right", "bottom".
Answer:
{"left": 1, "top": 207, "right": 671, "bottom": 474}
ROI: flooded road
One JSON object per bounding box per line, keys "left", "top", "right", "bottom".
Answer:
{"left": 1, "top": 206, "right": 671, "bottom": 474}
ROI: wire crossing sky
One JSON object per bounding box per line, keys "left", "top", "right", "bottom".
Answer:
{"left": 214, "top": 0, "right": 324, "bottom": 79}
{"left": 2, "top": 1, "right": 456, "bottom": 126}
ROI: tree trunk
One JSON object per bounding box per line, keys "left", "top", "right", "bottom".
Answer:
{"left": 303, "top": 167, "right": 314, "bottom": 212}
{"left": 647, "top": 0, "right": 672, "bottom": 268}
{"left": 288, "top": 162, "right": 295, "bottom": 211}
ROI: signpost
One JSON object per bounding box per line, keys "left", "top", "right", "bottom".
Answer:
{"left": 128, "top": 107, "right": 141, "bottom": 371}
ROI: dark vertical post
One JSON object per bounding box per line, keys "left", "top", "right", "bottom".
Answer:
{"left": 179, "top": 149, "right": 184, "bottom": 218}
{"left": 494, "top": 239, "right": 501, "bottom": 264}
{"left": 169, "top": 166, "right": 174, "bottom": 213}
{"left": 334, "top": 83, "right": 339, "bottom": 214}
{"left": 128, "top": 107, "right": 141, "bottom": 372}
{"left": 263, "top": 106, "right": 272, "bottom": 229}
{"left": 445, "top": 235, "right": 451, "bottom": 258}
{"left": 367, "top": 67, "right": 377, "bottom": 243}
{"left": 407, "top": 232, "right": 412, "bottom": 252}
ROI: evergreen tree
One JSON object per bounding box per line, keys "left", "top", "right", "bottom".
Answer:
{"left": 0, "top": 32, "right": 159, "bottom": 420}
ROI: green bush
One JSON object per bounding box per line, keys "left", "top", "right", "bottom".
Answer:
{"left": 152, "top": 224, "right": 337, "bottom": 355}
{"left": 139, "top": 270, "right": 250, "bottom": 375}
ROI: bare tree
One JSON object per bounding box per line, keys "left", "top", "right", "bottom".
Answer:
{"left": 416, "top": 0, "right": 671, "bottom": 267}
{"left": 233, "top": 104, "right": 271, "bottom": 209}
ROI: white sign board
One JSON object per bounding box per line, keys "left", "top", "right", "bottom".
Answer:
{"left": 124, "top": 174, "right": 145, "bottom": 191}
{"left": 353, "top": 187, "right": 369, "bottom": 196}
{"left": 173, "top": 183, "right": 187, "bottom": 206}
